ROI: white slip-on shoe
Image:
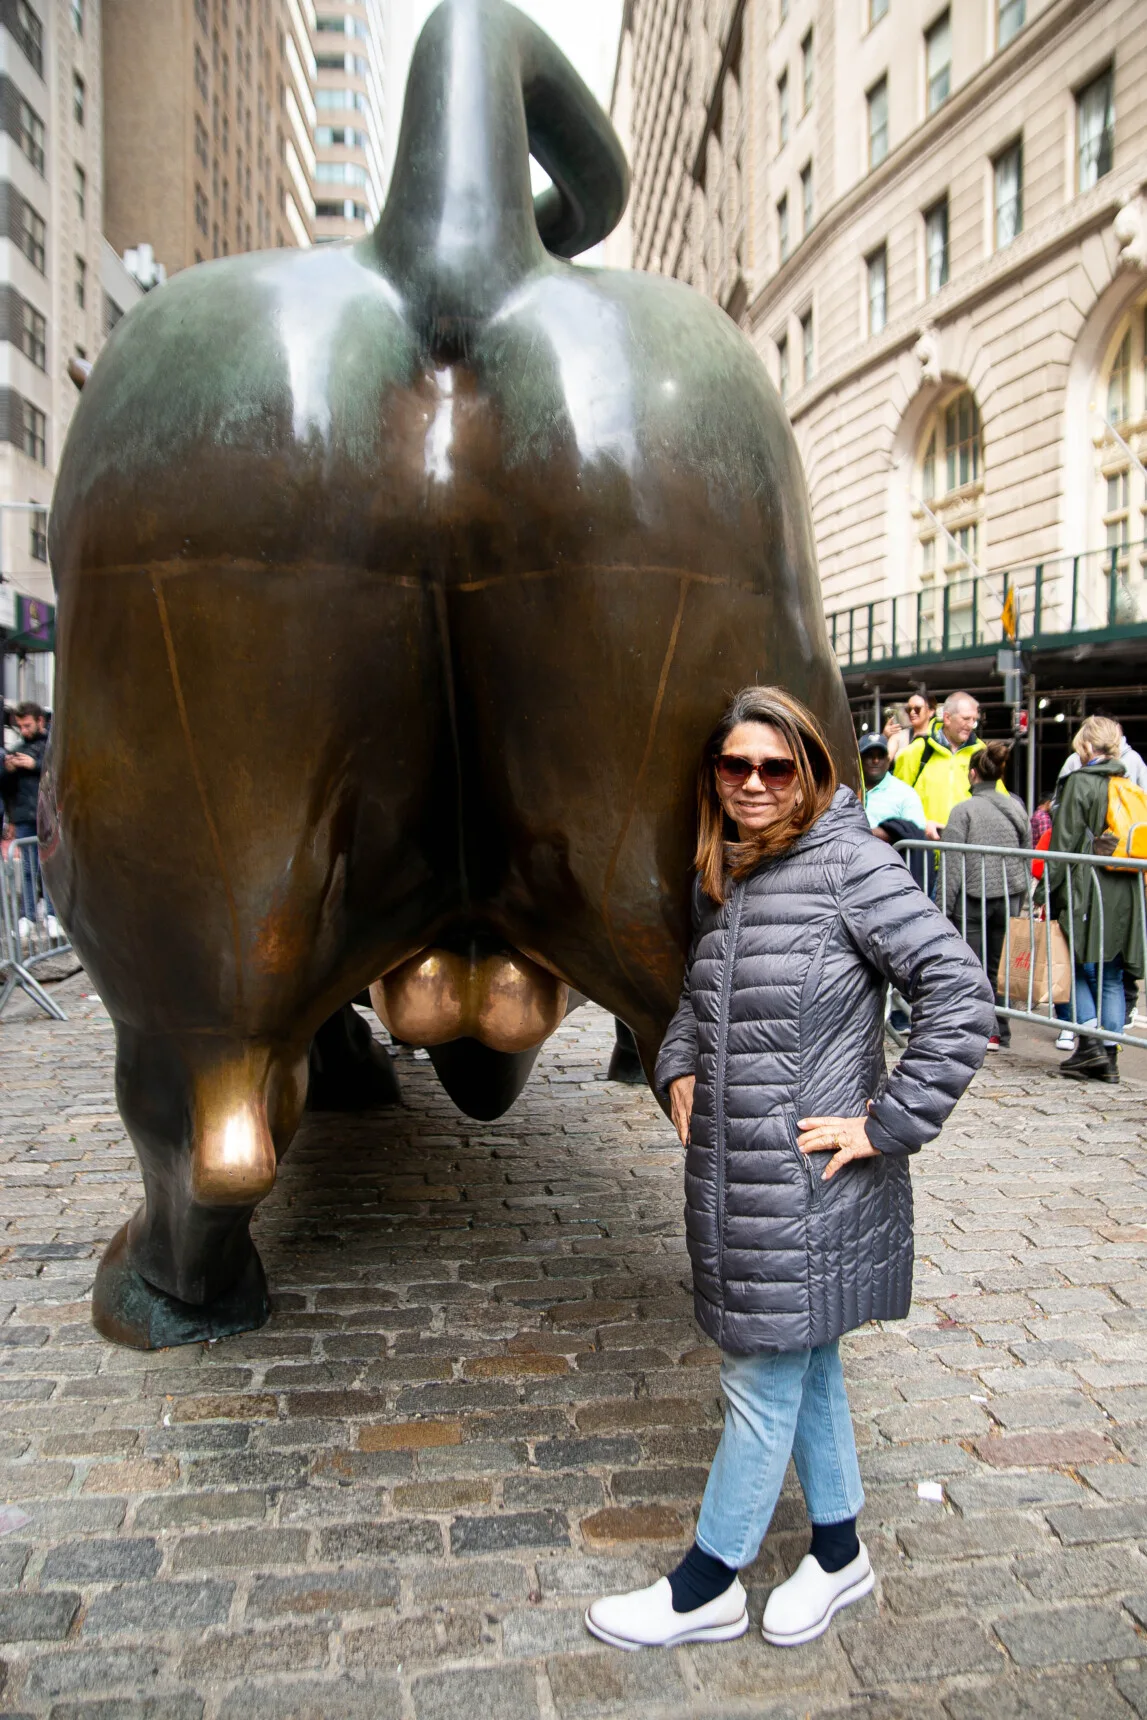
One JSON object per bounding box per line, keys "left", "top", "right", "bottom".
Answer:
{"left": 762, "top": 1545, "right": 874, "bottom": 1647}
{"left": 585, "top": 1575, "right": 748, "bottom": 1651}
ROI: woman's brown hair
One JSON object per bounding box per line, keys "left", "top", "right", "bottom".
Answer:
{"left": 695, "top": 686, "right": 839, "bottom": 904}
{"left": 970, "top": 739, "right": 1012, "bottom": 783}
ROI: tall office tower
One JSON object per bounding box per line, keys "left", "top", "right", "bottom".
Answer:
{"left": 102, "top": 0, "right": 317, "bottom": 279}
{"left": 0, "top": 0, "right": 107, "bottom": 702}
{"left": 311, "top": 0, "right": 389, "bottom": 242}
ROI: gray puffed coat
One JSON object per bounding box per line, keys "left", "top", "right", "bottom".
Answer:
{"left": 655, "top": 789, "right": 995, "bottom": 1355}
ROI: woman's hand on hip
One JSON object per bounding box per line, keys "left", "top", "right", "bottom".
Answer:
{"left": 798, "top": 1113, "right": 881, "bottom": 1181}
{"left": 668, "top": 1075, "right": 696, "bottom": 1147}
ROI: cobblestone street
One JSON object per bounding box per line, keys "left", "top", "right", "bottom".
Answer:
{"left": 1, "top": 978, "right": 1147, "bottom": 1718}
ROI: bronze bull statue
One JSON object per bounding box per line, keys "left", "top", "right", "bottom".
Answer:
{"left": 43, "top": 0, "right": 857, "bottom": 1347}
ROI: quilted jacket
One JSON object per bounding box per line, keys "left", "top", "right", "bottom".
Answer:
{"left": 655, "top": 788, "right": 995, "bottom": 1355}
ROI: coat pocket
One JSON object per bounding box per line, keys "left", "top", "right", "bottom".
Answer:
{"left": 782, "top": 1106, "right": 823, "bottom": 1211}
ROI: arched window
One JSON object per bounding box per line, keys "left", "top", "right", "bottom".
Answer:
{"left": 1094, "top": 293, "right": 1147, "bottom": 606}
{"left": 913, "top": 387, "right": 984, "bottom": 647}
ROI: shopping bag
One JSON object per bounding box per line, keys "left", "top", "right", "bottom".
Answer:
{"left": 997, "top": 915, "right": 1072, "bottom": 1006}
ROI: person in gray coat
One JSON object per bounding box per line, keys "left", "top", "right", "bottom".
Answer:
{"left": 941, "top": 739, "right": 1030, "bottom": 1050}
{"left": 587, "top": 686, "right": 995, "bottom": 1657}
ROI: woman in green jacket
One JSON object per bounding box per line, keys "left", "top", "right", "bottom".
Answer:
{"left": 1046, "top": 717, "right": 1146, "bottom": 1083}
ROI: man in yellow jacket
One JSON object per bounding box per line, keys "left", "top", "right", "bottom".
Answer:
{"left": 893, "top": 691, "right": 1000, "bottom": 837}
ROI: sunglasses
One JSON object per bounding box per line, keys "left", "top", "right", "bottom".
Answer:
{"left": 715, "top": 754, "right": 798, "bottom": 789}
{"left": 905, "top": 703, "right": 926, "bottom": 714}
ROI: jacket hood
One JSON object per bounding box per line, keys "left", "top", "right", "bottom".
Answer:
{"left": 1083, "top": 757, "right": 1126, "bottom": 778}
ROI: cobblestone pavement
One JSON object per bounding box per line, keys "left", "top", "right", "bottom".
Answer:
{"left": 2, "top": 974, "right": 1147, "bottom": 1718}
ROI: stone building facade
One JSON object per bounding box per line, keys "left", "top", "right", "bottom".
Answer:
{"left": 0, "top": 0, "right": 107, "bottom": 703}
{"left": 610, "top": 0, "right": 1147, "bottom": 708}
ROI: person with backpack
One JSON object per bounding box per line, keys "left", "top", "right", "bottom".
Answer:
{"left": 1045, "top": 716, "right": 1147, "bottom": 1083}
{"left": 892, "top": 691, "right": 1003, "bottom": 838}
{"left": 940, "top": 740, "right": 1029, "bottom": 1051}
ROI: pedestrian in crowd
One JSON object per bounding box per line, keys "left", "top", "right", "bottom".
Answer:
{"left": 893, "top": 690, "right": 997, "bottom": 837}
{"left": 940, "top": 740, "right": 1029, "bottom": 1052}
{"left": 1045, "top": 716, "right": 1146, "bottom": 1084}
{"left": 1, "top": 700, "right": 53, "bottom": 934}
{"left": 859, "top": 734, "right": 926, "bottom": 839}
{"left": 902, "top": 691, "right": 936, "bottom": 747}
{"left": 1030, "top": 796, "right": 1053, "bottom": 847}
{"left": 1058, "top": 715, "right": 1147, "bottom": 793}
{"left": 586, "top": 686, "right": 994, "bottom": 1654}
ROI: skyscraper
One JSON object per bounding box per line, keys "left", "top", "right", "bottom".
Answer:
{"left": 102, "top": 0, "right": 317, "bottom": 277}
{"left": 0, "top": 0, "right": 107, "bottom": 704}
{"left": 311, "top": 0, "right": 389, "bottom": 242}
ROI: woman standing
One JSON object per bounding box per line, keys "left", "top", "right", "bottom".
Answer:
{"left": 941, "top": 740, "right": 1029, "bottom": 1050}
{"left": 1046, "top": 716, "right": 1145, "bottom": 1084}
{"left": 586, "top": 687, "right": 994, "bottom": 1653}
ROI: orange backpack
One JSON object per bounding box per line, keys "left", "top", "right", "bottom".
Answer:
{"left": 1102, "top": 776, "right": 1147, "bottom": 870}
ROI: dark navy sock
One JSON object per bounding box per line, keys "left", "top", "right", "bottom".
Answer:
{"left": 667, "top": 1543, "right": 739, "bottom": 1613}
{"left": 810, "top": 1517, "right": 860, "bottom": 1573}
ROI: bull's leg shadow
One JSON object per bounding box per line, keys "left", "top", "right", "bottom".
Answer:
{"left": 307, "top": 1001, "right": 401, "bottom": 1110}
{"left": 93, "top": 1025, "right": 309, "bottom": 1350}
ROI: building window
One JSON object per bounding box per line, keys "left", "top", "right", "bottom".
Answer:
{"left": 801, "top": 30, "right": 814, "bottom": 111}
{"left": 314, "top": 161, "right": 368, "bottom": 186}
{"left": 777, "top": 70, "right": 789, "bottom": 148}
{"left": 194, "top": 0, "right": 208, "bottom": 27}
{"left": 316, "top": 88, "right": 367, "bottom": 111}
{"left": 21, "top": 205, "right": 45, "bottom": 272}
{"left": 194, "top": 44, "right": 209, "bottom": 99}
{"left": 195, "top": 115, "right": 209, "bottom": 166}
{"left": 925, "top": 11, "right": 951, "bottom": 115}
{"left": 23, "top": 399, "right": 45, "bottom": 464}
{"left": 19, "top": 100, "right": 45, "bottom": 174}
{"left": 867, "top": 245, "right": 887, "bottom": 334}
{"left": 777, "top": 194, "right": 789, "bottom": 263}
{"left": 800, "top": 162, "right": 813, "bottom": 235}
{"left": 867, "top": 77, "right": 888, "bottom": 168}
{"left": 20, "top": 300, "right": 45, "bottom": 369}
{"left": 869, "top": 0, "right": 888, "bottom": 21}
{"left": 1107, "top": 329, "right": 1131, "bottom": 423}
{"left": 1077, "top": 67, "right": 1114, "bottom": 192}
{"left": 30, "top": 508, "right": 47, "bottom": 561}
{"left": 801, "top": 310, "right": 814, "bottom": 383}
{"left": 1094, "top": 298, "right": 1147, "bottom": 586}
{"left": 777, "top": 335, "right": 789, "bottom": 401}
{"left": 74, "top": 163, "right": 85, "bottom": 220}
{"left": 993, "top": 141, "right": 1022, "bottom": 248}
{"left": 71, "top": 0, "right": 82, "bottom": 34}
{"left": 924, "top": 196, "right": 949, "bottom": 294}
{"left": 11, "top": 1, "right": 43, "bottom": 76}
{"left": 195, "top": 183, "right": 209, "bottom": 234}
{"left": 916, "top": 388, "right": 984, "bottom": 635}
{"left": 75, "top": 254, "right": 86, "bottom": 310}
{"left": 73, "top": 72, "right": 85, "bottom": 125}
{"left": 315, "top": 126, "right": 369, "bottom": 149}
{"left": 997, "top": 0, "right": 1024, "bottom": 47}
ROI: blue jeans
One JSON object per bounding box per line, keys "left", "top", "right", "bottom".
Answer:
{"left": 12, "top": 822, "right": 51, "bottom": 922}
{"left": 695, "top": 1341, "right": 865, "bottom": 1569}
{"left": 1075, "top": 958, "right": 1125, "bottom": 1041}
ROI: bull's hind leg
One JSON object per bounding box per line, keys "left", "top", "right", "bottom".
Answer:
{"left": 92, "top": 1026, "right": 309, "bottom": 1349}
{"left": 307, "top": 1002, "right": 401, "bottom": 1111}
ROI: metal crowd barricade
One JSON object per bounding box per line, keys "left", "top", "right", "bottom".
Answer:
{"left": 893, "top": 835, "right": 1147, "bottom": 1051}
{"left": 0, "top": 836, "right": 73, "bottom": 1021}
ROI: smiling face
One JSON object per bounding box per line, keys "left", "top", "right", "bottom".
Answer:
{"left": 943, "top": 696, "right": 979, "bottom": 749}
{"left": 904, "top": 696, "right": 931, "bottom": 735}
{"left": 714, "top": 721, "right": 801, "bottom": 841}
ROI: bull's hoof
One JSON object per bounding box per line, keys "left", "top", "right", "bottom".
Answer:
{"left": 608, "top": 1020, "right": 646, "bottom": 1086}
{"left": 91, "top": 1224, "right": 270, "bottom": 1350}
{"left": 307, "top": 1003, "right": 401, "bottom": 1111}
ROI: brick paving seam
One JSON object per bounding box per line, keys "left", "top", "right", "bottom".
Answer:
{"left": 2, "top": 980, "right": 1147, "bottom": 1716}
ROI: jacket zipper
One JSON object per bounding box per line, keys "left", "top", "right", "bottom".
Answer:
{"left": 714, "top": 880, "right": 746, "bottom": 1295}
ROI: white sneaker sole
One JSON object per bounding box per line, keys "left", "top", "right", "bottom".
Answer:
{"left": 584, "top": 1606, "right": 749, "bottom": 1652}
{"left": 761, "top": 1566, "right": 875, "bottom": 1647}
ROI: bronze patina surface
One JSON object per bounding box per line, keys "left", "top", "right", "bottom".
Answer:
{"left": 44, "top": 0, "right": 857, "bottom": 1346}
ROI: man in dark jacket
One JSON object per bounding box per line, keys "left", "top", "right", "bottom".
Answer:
{"left": 2, "top": 701, "right": 50, "bottom": 926}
